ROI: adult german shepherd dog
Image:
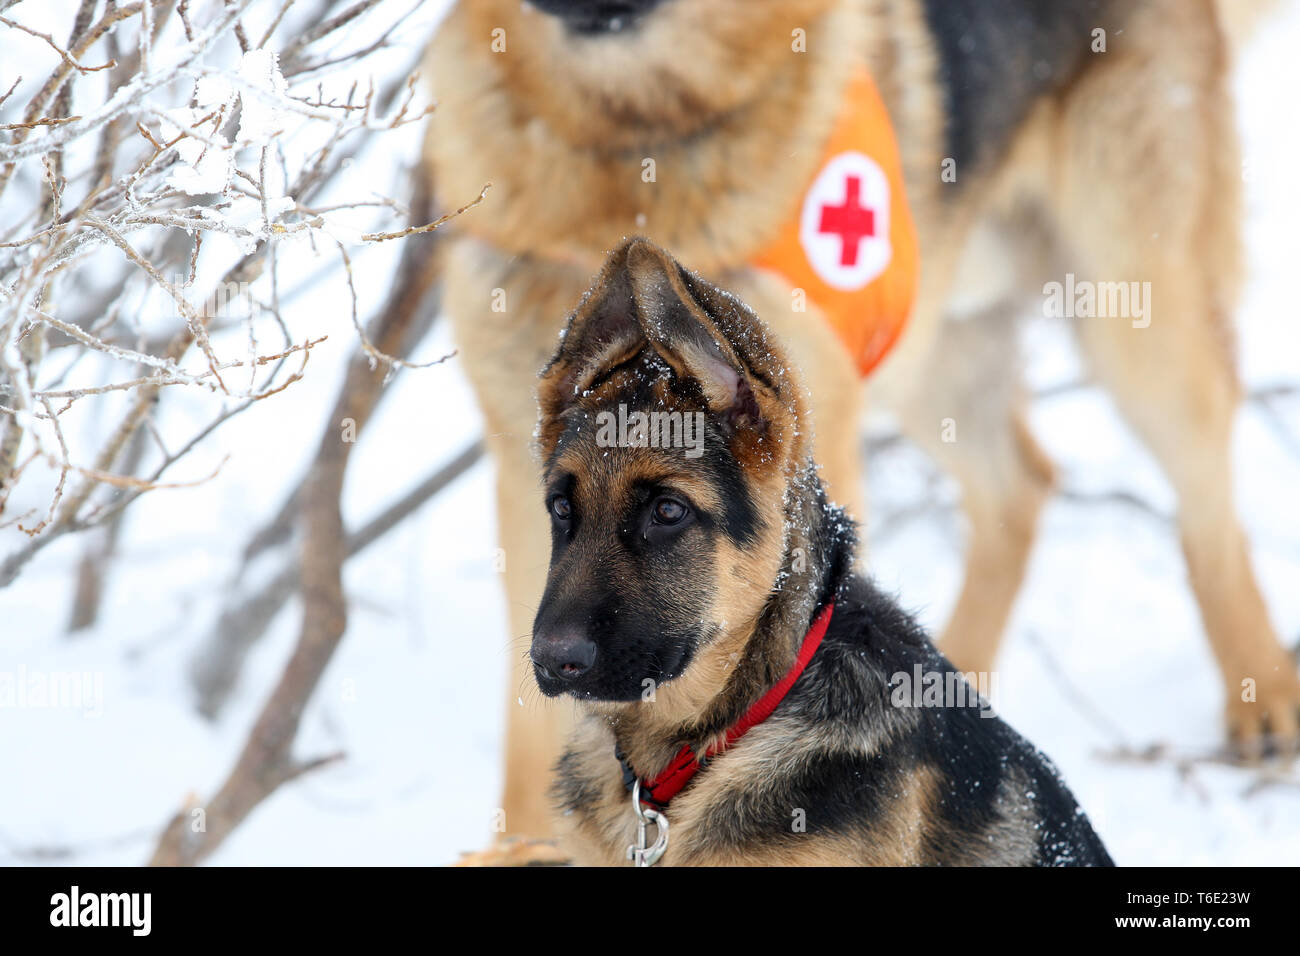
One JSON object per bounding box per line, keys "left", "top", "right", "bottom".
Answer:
{"left": 422, "top": 0, "right": 1298, "bottom": 838}
{"left": 530, "top": 237, "right": 1113, "bottom": 866}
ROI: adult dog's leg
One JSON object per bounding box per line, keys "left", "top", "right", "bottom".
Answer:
{"left": 879, "top": 173, "right": 1057, "bottom": 675}
{"left": 1054, "top": 0, "right": 1300, "bottom": 753}
{"left": 487, "top": 427, "right": 573, "bottom": 837}
{"left": 898, "top": 306, "right": 1054, "bottom": 675}
{"left": 443, "top": 244, "right": 584, "bottom": 838}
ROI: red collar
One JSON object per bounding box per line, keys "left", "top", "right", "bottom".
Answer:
{"left": 617, "top": 603, "right": 835, "bottom": 809}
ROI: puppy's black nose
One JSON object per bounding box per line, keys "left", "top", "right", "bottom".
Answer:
{"left": 531, "top": 629, "right": 598, "bottom": 681}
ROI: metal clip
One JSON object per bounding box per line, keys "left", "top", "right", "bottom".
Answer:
{"left": 626, "top": 780, "right": 669, "bottom": 867}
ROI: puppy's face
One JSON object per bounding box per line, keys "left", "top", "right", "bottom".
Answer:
{"left": 531, "top": 239, "right": 804, "bottom": 703}
{"left": 532, "top": 368, "right": 757, "bottom": 700}
{"left": 470, "top": 0, "right": 841, "bottom": 146}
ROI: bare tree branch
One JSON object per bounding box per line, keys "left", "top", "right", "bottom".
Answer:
{"left": 0, "top": 0, "right": 450, "bottom": 590}
{"left": 152, "top": 156, "right": 453, "bottom": 864}
{"left": 189, "top": 439, "right": 483, "bottom": 717}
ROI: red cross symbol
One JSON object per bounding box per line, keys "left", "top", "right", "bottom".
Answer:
{"left": 817, "top": 175, "right": 876, "bottom": 267}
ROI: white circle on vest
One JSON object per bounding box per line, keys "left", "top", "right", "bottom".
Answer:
{"left": 798, "top": 151, "right": 893, "bottom": 291}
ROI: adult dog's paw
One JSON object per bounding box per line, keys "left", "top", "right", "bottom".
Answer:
{"left": 1225, "top": 657, "right": 1300, "bottom": 761}
{"left": 454, "top": 838, "right": 572, "bottom": 867}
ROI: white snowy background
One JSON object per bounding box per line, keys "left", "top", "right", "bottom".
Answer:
{"left": 2, "top": 0, "right": 1299, "bottom": 865}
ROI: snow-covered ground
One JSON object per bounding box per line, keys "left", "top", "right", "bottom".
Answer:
{"left": 2, "top": 2, "right": 1299, "bottom": 866}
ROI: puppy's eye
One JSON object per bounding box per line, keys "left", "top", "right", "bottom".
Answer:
{"left": 550, "top": 496, "right": 572, "bottom": 521}
{"left": 652, "top": 498, "right": 687, "bottom": 525}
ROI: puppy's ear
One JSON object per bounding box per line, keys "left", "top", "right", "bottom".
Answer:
{"left": 623, "top": 239, "right": 794, "bottom": 444}
{"left": 538, "top": 237, "right": 799, "bottom": 467}
{"left": 538, "top": 239, "right": 647, "bottom": 457}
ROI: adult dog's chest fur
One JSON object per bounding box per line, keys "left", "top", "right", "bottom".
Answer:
{"left": 424, "top": 0, "right": 1121, "bottom": 275}
{"left": 426, "top": 2, "right": 896, "bottom": 275}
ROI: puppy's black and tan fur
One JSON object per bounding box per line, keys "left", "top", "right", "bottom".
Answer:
{"left": 532, "top": 238, "right": 1112, "bottom": 866}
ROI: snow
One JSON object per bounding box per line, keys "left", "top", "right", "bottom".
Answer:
{"left": 162, "top": 104, "right": 236, "bottom": 196}
{"left": 234, "top": 50, "right": 290, "bottom": 143}
{"left": 2, "top": 2, "right": 1299, "bottom": 866}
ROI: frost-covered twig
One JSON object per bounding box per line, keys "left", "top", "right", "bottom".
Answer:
{"left": 0, "top": 0, "right": 457, "bottom": 589}
{"left": 1096, "top": 742, "right": 1300, "bottom": 800}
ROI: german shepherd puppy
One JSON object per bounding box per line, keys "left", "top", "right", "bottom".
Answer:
{"left": 424, "top": 0, "right": 1299, "bottom": 837}
{"left": 531, "top": 238, "right": 1113, "bottom": 866}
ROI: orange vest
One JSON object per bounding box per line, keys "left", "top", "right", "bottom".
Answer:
{"left": 752, "top": 68, "right": 918, "bottom": 378}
